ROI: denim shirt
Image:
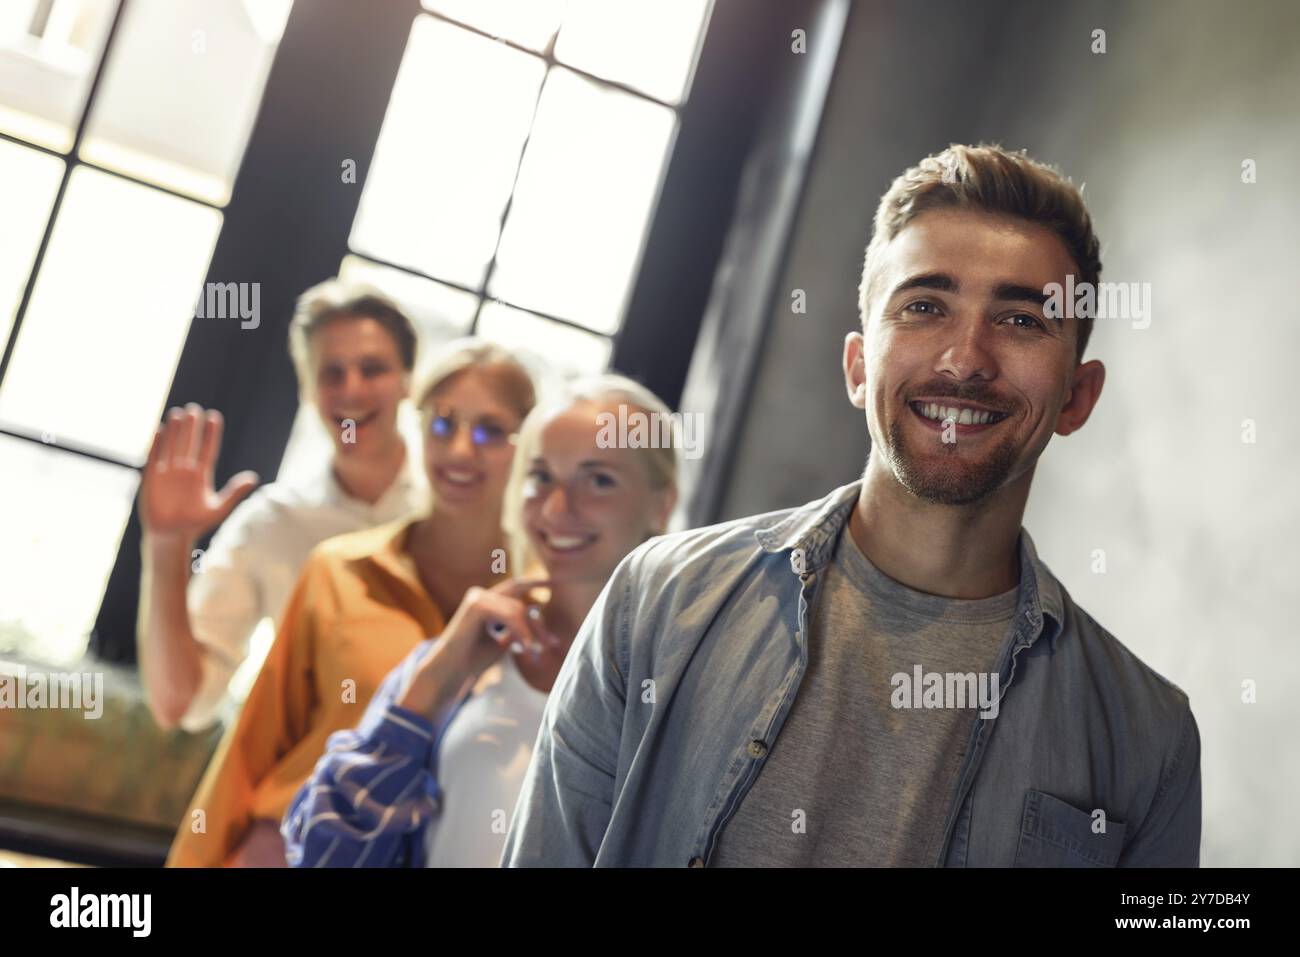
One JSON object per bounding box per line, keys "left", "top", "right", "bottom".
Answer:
{"left": 502, "top": 480, "right": 1201, "bottom": 867}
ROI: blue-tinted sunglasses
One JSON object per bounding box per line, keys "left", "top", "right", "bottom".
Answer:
{"left": 428, "top": 408, "right": 516, "bottom": 448}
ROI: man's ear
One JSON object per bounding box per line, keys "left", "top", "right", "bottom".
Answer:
{"left": 844, "top": 331, "right": 868, "bottom": 409}
{"left": 1056, "top": 359, "right": 1105, "bottom": 436}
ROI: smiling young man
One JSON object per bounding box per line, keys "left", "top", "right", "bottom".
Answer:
{"left": 139, "top": 281, "right": 429, "bottom": 733}
{"left": 503, "top": 144, "right": 1201, "bottom": 867}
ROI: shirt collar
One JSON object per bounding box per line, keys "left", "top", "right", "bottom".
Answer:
{"left": 354, "top": 517, "right": 447, "bottom": 634}
{"left": 365, "top": 518, "right": 423, "bottom": 590}
{"left": 755, "top": 479, "right": 1065, "bottom": 652}
{"left": 323, "top": 440, "right": 428, "bottom": 517}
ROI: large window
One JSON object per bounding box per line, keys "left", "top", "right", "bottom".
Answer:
{"left": 281, "top": 0, "right": 712, "bottom": 476}
{"left": 1, "top": 0, "right": 716, "bottom": 666}
{"left": 0, "top": 0, "right": 292, "bottom": 665}
{"left": 351, "top": 0, "right": 711, "bottom": 373}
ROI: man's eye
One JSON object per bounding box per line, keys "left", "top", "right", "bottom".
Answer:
{"left": 1006, "top": 313, "right": 1044, "bottom": 330}
{"left": 904, "top": 300, "right": 940, "bottom": 315}
{"left": 590, "top": 472, "right": 617, "bottom": 490}
{"left": 362, "top": 363, "right": 390, "bottom": 377}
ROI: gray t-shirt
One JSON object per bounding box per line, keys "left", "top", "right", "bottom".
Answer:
{"left": 710, "top": 524, "right": 1018, "bottom": 867}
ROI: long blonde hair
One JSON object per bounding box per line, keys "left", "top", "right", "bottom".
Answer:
{"left": 410, "top": 337, "right": 536, "bottom": 419}
{"left": 502, "top": 374, "right": 679, "bottom": 576}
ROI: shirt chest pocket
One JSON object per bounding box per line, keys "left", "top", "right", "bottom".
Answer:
{"left": 1013, "top": 789, "right": 1127, "bottom": 867}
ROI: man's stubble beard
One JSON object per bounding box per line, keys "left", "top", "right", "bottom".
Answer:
{"left": 884, "top": 415, "right": 1022, "bottom": 506}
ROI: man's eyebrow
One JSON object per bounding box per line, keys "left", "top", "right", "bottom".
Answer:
{"left": 993, "top": 283, "right": 1052, "bottom": 307}
{"left": 890, "top": 272, "right": 958, "bottom": 297}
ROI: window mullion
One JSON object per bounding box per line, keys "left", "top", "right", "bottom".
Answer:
{"left": 0, "top": 0, "right": 132, "bottom": 389}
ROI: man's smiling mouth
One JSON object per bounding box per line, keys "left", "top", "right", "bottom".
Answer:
{"left": 334, "top": 411, "right": 379, "bottom": 428}
{"left": 909, "top": 401, "right": 1010, "bottom": 427}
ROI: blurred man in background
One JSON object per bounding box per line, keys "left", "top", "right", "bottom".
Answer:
{"left": 137, "top": 281, "right": 428, "bottom": 732}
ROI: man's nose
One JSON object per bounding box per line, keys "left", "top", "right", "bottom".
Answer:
{"left": 936, "top": 318, "right": 998, "bottom": 381}
{"left": 338, "top": 367, "right": 367, "bottom": 397}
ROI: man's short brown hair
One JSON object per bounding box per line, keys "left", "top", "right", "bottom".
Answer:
{"left": 287, "top": 279, "right": 418, "bottom": 390}
{"left": 858, "top": 143, "right": 1102, "bottom": 362}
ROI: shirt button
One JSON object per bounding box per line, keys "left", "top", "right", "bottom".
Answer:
{"left": 688, "top": 857, "right": 706, "bottom": 868}
{"left": 747, "top": 740, "right": 768, "bottom": 758}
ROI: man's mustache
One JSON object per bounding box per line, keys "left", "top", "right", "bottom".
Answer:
{"left": 905, "top": 385, "right": 1015, "bottom": 413}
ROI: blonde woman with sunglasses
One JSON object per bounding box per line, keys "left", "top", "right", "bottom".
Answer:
{"left": 282, "top": 375, "right": 678, "bottom": 867}
{"left": 167, "top": 339, "right": 536, "bottom": 867}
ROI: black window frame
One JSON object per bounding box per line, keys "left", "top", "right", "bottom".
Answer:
{"left": 73, "top": 0, "right": 791, "bottom": 665}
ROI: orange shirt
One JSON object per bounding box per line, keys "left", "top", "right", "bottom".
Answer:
{"left": 166, "top": 519, "right": 445, "bottom": 867}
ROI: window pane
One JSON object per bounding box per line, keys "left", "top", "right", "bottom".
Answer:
{"left": 0, "top": 0, "right": 118, "bottom": 151}
{"left": 0, "top": 436, "right": 138, "bottom": 665}
{"left": 421, "top": 0, "right": 567, "bottom": 52}
{"left": 0, "top": 139, "right": 64, "bottom": 348}
{"left": 488, "top": 68, "right": 675, "bottom": 334}
{"left": 350, "top": 15, "right": 546, "bottom": 288}
{"left": 339, "top": 255, "right": 479, "bottom": 347}
{"left": 476, "top": 301, "right": 610, "bottom": 392}
{"left": 0, "top": 166, "right": 222, "bottom": 464}
{"left": 555, "top": 0, "right": 711, "bottom": 104}
{"left": 78, "top": 0, "right": 293, "bottom": 204}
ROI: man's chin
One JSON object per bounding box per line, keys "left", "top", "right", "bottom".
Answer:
{"left": 895, "top": 465, "right": 1005, "bottom": 506}
{"left": 886, "top": 422, "right": 1021, "bottom": 506}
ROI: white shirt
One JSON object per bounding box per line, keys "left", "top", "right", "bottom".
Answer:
{"left": 181, "top": 447, "right": 429, "bottom": 732}
{"left": 422, "top": 654, "right": 550, "bottom": 867}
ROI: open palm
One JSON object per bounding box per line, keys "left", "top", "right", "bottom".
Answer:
{"left": 141, "top": 404, "right": 259, "bottom": 541}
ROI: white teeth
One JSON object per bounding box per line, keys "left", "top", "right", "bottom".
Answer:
{"left": 916, "top": 403, "right": 1001, "bottom": 425}
{"left": 546, "top": 534, "right": 590, "bottom": 551}
{"left": 442, "top": 470, "right": 477, "bottom": 485}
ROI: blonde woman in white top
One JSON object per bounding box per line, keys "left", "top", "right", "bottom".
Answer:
{"left": 283, "top": 375, "right": 679, "bottom": 867}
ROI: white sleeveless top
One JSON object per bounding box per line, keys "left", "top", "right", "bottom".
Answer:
{"left": 423, "top": 654, "right": 550, "bottom": 867}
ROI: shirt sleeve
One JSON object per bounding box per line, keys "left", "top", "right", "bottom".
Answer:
{"left": 1119, "top": 705, "right": 1202, "bottom": 867}
{"left": 167, "top": 552, "right": 324, "bottom": 867}
{"left": 182, "top": 495, "right": 272, "bottom": 731}
{"left": 500, "top": 556, "right": 632, "bottom": 867}
{"left": 281, "top": 639, "right": 452, "bottom": 868}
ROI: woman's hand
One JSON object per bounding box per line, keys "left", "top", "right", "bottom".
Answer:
{"left": 397, "top": 578, "right": 560, "bottom": 719}
{"left": 140, "top": 404, "right": 259, "bottom": 545}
